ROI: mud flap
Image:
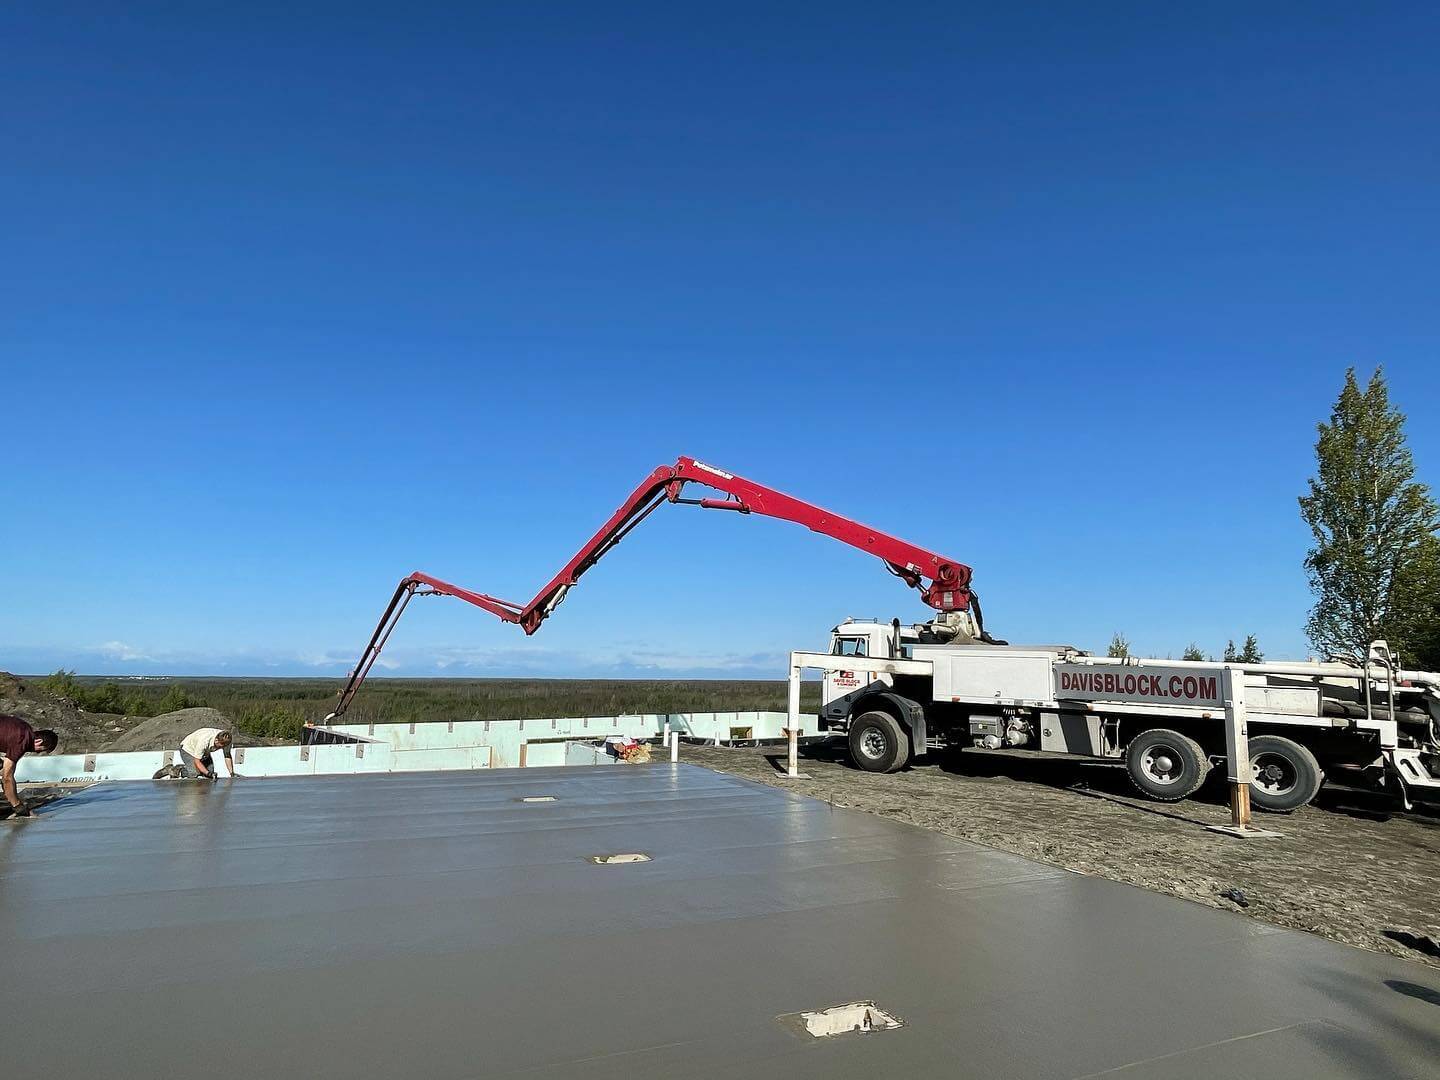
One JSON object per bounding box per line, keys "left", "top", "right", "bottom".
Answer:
{"left": 908, "top": 704, "right": 927, "bottom": 757}
{"left": 854, "top": 691, "right": 926, "bottom": 758}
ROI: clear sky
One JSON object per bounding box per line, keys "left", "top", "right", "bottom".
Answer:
{"left": 3, "top": 2, "right": 1438, "bottom": 678}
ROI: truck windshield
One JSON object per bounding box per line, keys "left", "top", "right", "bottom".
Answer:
{"left": 833, "top": 637, "right": 868, "bottom": 657}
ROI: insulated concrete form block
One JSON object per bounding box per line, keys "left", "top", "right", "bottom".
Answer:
{"left": 519, "top": 741, "right": 570, "bottom": 768}
{"left": 18, "top": 713, "right": 826, "bottom": 788}
{"left": 17, "top": 752, "right": 168, "bottom": 783}
{"left": 564, "top": 743, "right": 615, "bottom": 766}
{"left": 390, "top": 747, "right": 494, "bottom": 771}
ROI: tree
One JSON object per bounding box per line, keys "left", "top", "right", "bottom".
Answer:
{"left": 1237, "top": 634, "right": 1264, "bottom": 664}
{"left": 1107, "top": 632, "right": 1130, "bottom": 658}
{"left": 1391, "top": 537, "right": 1440, "bottom": 667}
{"left": 157, "top": 683, "right": 197, "bottom": 714}
{"left": 1181, "top": 644, "right": 1206, "bottom": 661}
{"left": 1299, "top": 368, "right": 1440, "bottom": 664}
{"left": 1223, "top": 639, "right": 1238, "bottom": 663}
{"left": 41, "top": 669, "right": 80, "bottom": 701}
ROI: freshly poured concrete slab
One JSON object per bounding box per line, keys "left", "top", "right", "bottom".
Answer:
{"left": 2, "top": 765, "right": 1436, "bottom": 1079}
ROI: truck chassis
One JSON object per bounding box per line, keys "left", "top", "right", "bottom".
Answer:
{"left": 793, "top": 621, "right": 1440, "bottom": 812}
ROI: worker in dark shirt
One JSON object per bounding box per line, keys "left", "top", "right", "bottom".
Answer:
{"left": 1, "top": 713, "right": 59, "bottom": 818}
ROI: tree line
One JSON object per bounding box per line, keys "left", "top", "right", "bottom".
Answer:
{"left": 40, "top": 670, "right": 202, "bottom": 717}
{"left": 1109, "top": 367, "right": 1438, "bottom": 668}
{"left": 1106, "top": 633, "right": 1261, "bottom": 663}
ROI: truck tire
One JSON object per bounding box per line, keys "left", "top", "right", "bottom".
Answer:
{"left": 1125, "top": 729, "right": 1210, "bottom": 802}
{"left": 1247, "top": 735, "right": 1323, "bottom": 813}
{"left": 848, "top": 711, "right": 909, "bottom": 773}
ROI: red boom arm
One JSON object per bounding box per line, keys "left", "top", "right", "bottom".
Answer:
{"left": 326, "top": 457, "right": 976, "bottom": 719}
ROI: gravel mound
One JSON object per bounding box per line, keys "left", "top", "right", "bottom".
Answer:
{"left": 102, "top": 707, "right": 252, "bottom": 751}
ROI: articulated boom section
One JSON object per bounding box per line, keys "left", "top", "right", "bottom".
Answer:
{"left": 667, "top": 458, "right": 973, "bottom": 614}
{"left": 328, "top": 457, "right": 975, "bottom": 719}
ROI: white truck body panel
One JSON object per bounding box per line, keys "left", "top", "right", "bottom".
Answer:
{"left": 917, "top": 645, "right": 1059, "bottom": 706}
{"left": 1246, "top": 682, "right": 1322, "bottom": 715}
{"left": 1053, "top": 662, "right": 1224, "bottom": 709}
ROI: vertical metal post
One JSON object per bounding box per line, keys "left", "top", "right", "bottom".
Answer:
{"left": 670, "top": 728, "right": 679, "bottom": 763}
{"left": 787, "top": 656, "right": 802, "bottom": 738}
{"left": 1222, "top": 665, "right": 1251, "bottom": 829}
{"left": 785, "top": 726, "right": 799, "bottom": 778}
{"left": 663, "top": 720, "right": 671, "bottom": 749}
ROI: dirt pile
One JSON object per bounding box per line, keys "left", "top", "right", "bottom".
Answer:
{"left": 103, "top": 707, "right": 267, "bottom": 751}
{"left": 0, "top": 672, "right": 140, "bottom": 752}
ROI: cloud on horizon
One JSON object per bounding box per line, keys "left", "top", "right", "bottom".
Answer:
{"left": 95, "top": 640, "right": 156, "bottom": 663}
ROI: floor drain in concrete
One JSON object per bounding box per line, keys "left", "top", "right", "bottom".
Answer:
{"left": 518, "top": 796, "right": 557, "bottom": 803}
{"left": 588, "top": 853, "right": 651, "bottom": 865}
{"left": 777, "top": 1001, "right": 903, "bottom": 1039}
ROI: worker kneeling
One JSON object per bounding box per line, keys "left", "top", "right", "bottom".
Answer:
{"left": 177, "top": 728, "right": 238, "bottom": 780}
{"left": 2, "top": 713, "right": 59, "bottom": 817}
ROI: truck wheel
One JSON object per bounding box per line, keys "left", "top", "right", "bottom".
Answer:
{"left": 1125, "top": 729, "right": 1210, "bottom": 802}
{"left": 848, "top": 711, "right": 909, "bottom": 773}
{"left": 1247, "top": 735, "right": 1323, "bottom": 813}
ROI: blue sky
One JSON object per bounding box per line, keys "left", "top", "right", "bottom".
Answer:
{"left": 3, "top": 2, "right": 1438, "bottom": 678}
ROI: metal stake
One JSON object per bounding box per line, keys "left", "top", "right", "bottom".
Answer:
{"left": 1207, "top": 665, "right": 1280, "bottom": 838}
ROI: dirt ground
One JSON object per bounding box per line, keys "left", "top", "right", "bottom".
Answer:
{"left": 0, "top": 672, "right": 146, "bottom": 750}
{"left": 679, "top": 741, "right": 1440, "bottom": 970}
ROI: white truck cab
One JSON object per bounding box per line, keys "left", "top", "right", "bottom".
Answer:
{"left": 823, "top": 619, "right": 922, "bottom": 720}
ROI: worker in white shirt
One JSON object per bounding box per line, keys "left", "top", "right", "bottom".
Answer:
{"left": 178, "top": 727, "right": 238, "bottom": 779}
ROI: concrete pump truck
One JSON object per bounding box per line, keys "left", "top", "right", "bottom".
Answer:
{"left": 330, "top": 457, "right": 1440, "bottom": 811}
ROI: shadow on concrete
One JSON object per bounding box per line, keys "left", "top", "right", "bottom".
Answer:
{"left": 1298, "top": 963, "right": 1440, "bottom": 1073}
{"left": 1387, "top": 979, "right": 1440, "bottom": 1007}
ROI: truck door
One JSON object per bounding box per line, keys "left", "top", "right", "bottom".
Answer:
{"left": 824, "top": 634, "right": 873, "bottom": 722}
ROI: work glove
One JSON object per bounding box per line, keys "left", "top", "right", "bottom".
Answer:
{"left": 9, "top": 800, "right": 32, "bottom": 818}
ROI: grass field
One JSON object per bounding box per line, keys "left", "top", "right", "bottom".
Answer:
{"left": 57, "top": 675, "right": 823, "bottom": 740}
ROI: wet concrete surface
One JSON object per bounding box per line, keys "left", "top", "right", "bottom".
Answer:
{"left": 2, "top": 765, "right": 1438, "bottom": 1078}
{"left": 679, "top": 742, "right": 1440, "bottom": 967}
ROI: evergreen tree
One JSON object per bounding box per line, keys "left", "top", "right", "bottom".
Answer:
{"left": 1299, "top": 368, "right": 1440, "bottom": 664}
{"left": 1223, "top": 639, "right": 1238, "bottom": 663}
{"left": 1181, "top": 644, "right": 1205, "bottom": 661}
{"left": 1107, "top": 632, "right": 1130, "bottom": 658}
{"left": 1237, "top": 634, "right": 1264, "bottom": 664}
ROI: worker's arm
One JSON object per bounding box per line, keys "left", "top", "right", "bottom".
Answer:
{"left": 194, "top": 756, "right": 211, "bottom": 777}
{"left": 222, "top": 747, "right": 239, "bottom": 778}
{"left": 2, "top": 758, "right": 28, "bottom": 816}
